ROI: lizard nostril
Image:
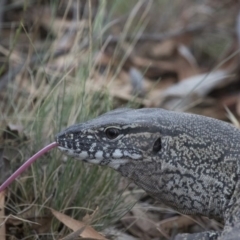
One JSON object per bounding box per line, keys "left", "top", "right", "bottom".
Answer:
{"left": 67, "top": 142, "right": 72, "bottom": 149}
{"left": 152, "top": 137, "right": 161, "bottom": 154}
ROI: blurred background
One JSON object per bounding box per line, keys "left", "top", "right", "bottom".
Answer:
{"left": 0, "top": 0, "right": 239, "bottom": 239}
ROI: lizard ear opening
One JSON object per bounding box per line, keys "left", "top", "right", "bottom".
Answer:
{"left": 152, "top": 137, "right": 161, "bottom": 154}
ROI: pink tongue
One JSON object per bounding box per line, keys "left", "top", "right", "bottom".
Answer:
{"left": 0, "top": 142, "right": 58, "bottom": 192}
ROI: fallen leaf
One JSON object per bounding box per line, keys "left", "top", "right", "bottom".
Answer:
{"left": 3, "top": 124, "right": 23, "bottom": 140}
{"left": 157, "top": 215, "right": 196, "bottom": 236}
{"left": 61, "top": 226, "right": 86, "bottom": 240}
{"left": 82, "top": 207, "right": 99, "bottom": 224}
{"left": 51, "top": 209, "right": 107, "bottom": 240}
{"left": 159, "top": 70, "right": 235, "bottom": 110}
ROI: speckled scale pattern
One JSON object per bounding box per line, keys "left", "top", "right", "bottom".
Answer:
{"left": 56, "top": 108, "right": 240, "bottom": 240}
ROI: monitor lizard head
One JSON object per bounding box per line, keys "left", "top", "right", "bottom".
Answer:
{"left": 55, "top": 108, "right": 239, "bottom": 221}
{"left": 55, "top": 108, "right": 161, "bottom": 169}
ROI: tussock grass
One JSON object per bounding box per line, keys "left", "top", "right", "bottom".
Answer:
{"left": 0, "top": 0, "right": 148, "bottom": 237}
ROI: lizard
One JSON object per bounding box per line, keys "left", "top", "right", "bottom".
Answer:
{"left": 55, "top": 108, "right": 240, "bottom": 240}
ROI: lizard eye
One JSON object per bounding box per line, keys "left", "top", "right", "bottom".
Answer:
{"left": 105, "top": 128, "right": 120, "bottom": 139}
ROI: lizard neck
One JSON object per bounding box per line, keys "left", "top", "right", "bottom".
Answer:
{"left": 223, "top": 171, "right": 240, "bottom": 234}
{"left": 116, "top": 113, "right": 240, "bottom": 221}
{"left": 118, "top": 135, "right": 239, "bottom": 221}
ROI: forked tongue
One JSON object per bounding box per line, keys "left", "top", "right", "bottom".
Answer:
{"left": 0, "top": 142, "right": 58, "bottom": 192}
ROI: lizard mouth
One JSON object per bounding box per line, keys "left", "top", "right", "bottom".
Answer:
{"left": 57, "top": 145, "right": 110, "bottom": 166}
{"left": 57, "top": 145, "right": 91, "bottom": 160}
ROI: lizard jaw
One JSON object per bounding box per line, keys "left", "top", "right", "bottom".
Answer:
{"left": 57, "top": 146, "right": 129, "bottom": 170}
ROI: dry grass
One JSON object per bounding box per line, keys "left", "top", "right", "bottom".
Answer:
{"left": 0, "top": 0, "right": 239, "bottom": 239}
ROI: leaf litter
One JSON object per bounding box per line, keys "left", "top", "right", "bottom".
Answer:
{"left": 1, "top": 0, "right": 240, "bottom": 239}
